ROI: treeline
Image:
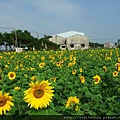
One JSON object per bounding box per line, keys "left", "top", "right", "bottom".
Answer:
{"left": 0, "top": 29, "right": 59, "bottom": 51}
{"left": 0, "top": 29, "right": 105, "bottom": 51}
{"left": 89, "top": 42, "right": 104, "bottom": 48}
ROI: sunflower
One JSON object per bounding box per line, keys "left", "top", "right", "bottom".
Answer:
{"left": 20, "top": 64, "right": 23, "bottom": 67}
{"left": 0, "top": 91, "right": 14, "bottom": 115}
{"left": 72, "top": 70, "right": 76, "bottom": 75}
{"left": 64, "top": 57, "right": 67, "bottom": 61}
{"left": 60, "top": 64, "right": 63, "bottom": 68}
{"left": 117, "top": 63, "right": 120, "bottom": 71}
{"left": 75, "top": 105, "right": 79, "bottom": 111}
{"left": 24, "top": 80, "right": 54, "bottom": 110}
{"left": 106, "top": 57, "right": 111, "bottom": 60}
{"left": 50, "top": 60, "right": 53, "bottom": 63}
{"left": 56, "top": 62, "right": 61, "bottom": 67}
{"left": 58, "top": 55, "right": 61, "bottom": 59}
{"left": 39, "top": 62, "right": 45, "bottom": 68}
{"left": 5, "top": 65, "right": 9, "bottom": 69}
{"left": 21, "top": 68, "right": 25, "bottom": 71}
{"left": 60, "top": 60, "right": 64, "bottom": 64}
{"left": 103, "top": 66, "right": 107, "bottom": 72}
{"left": 72, "top": 61, "right": 76, "bottom": 65}
{"left": 49, "top": 55, "right": 52, "bottom": 58}
{"left": 0, "top": 56, "right": 2, "bottom": 59}
{"left": 14, "top": 65, "right": 19, "bottom": 70}
{"left": 30, "top": 67, "right": 35, "bottom": 71}
{"left": 93, "top": 75, "right": 101, "bottom": 84}
{"left": 50, "top": 78, "right": 56, "bottom": 82}
{"left": 24, "top": 74, "right": 28, "bottom": 78}
{"left": 41, "top": 56, "right": 45, "bottom": 60}
{"left": 68, "top": 62, "right": 72, "bottom": 67}
{"left": 80, "top": 76, "right": 85, "bottom": 84}
{"left": 31, "top": 76, "right": 37, "bottom": 81}
{"left": 0, "top": 75, "right": 2, "bottom": 81}
{"left": 66, "top": 96, "right": 79, "bottom": 108}
{"left": 8, "top": 72, "right": 16, "bottom": 80}
{"left": 89, "top": 54, "right": 92, "bottom": 57}
{"left": 52, "top": 57, "right": 55, "bottom": 60}
{"left": 118, "top": 57, "right": 120, "bottom": 62}
{"left": 113, "top": 71, "right": 118, "bottom": 77}
{"left": 69, "top": 56, "right": 72, "bottom": 61}
{"left": 14, "top": 86, "right": 20, "bottom": 90}
{"left": 73, "top": 57, "right": 76, "bottom": 61}
{"left": 118, "top": 67, "right": 120, "bottom": 72}
{"left": 79, "top": 68, "right": 82, "bottom": 73}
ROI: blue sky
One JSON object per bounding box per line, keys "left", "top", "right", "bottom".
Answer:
{"left": 0, "top": 0, "right": 120, "bottom": 44}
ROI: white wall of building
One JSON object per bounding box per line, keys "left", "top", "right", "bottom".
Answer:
{"left": 49, "top": 31, "right": 89, "bottom": 50}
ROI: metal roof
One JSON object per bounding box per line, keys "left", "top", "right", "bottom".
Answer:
{"left": 54, "top": 31, "right": 85, "bottom": 38}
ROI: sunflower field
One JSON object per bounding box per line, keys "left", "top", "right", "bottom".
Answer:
{"left": 0, "top": 48, "right": 120, "bottom": 118}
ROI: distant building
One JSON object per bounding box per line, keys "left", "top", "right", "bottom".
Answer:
{"left": 49, "top": 31, "right": 89, "bottom": 50}
{"left": 104, "top": 43, "right": 115, "bottom": 48}
{"left": 0, "top": 45, "right": 14, "bottom": 51}
{"left": 118, "top": 39, "right": 120, "bottom": 45}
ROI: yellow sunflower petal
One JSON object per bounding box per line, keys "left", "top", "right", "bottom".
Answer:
{"left": 0, "top": 91, "right": 13, "bottom": 115}
{"left": 0, "top": 108, "right": 2, "bottom": 115}
{"left": 24, "top": 80, "right": 54, "bottom": 109}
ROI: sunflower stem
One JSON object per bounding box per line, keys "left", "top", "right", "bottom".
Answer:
{"left": 18, "top": 102, "right": 22, "bottom": 115}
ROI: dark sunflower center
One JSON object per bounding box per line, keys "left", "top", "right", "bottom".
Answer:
{"left": 10, "top": 73, "right": 14, "bottom": 78}
{"left": 81, "top": 78, "right": 84, "bottom": 81}
{"left": 73, "top": 70, "right": 76, "bottom": 74}
{"left": 33, "top": 89, "right": 44, "bottom": 98}
{"left": 69, "top": 100, "right": 75, "bottom": 107}
{"left": 72, "top": 100, "right": 75, "bottom": 103}
{"left": 95, "top": 78, "right": 98, "bottom": 82}
{"left": 0, "top": 99, "right": 6, "bottom": 107}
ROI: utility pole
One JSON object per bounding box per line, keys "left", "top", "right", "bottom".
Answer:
{"left": 14, "top": 29, "right": 18, "bottom": 47}
{"left": 37, "top": 32, "right": 39, "bottom": 40}
{"left": 30, "top": 31, "right": 45, "bottom": 40}
{"left": 55, "top": 35, "right": 57, "bottom": 44}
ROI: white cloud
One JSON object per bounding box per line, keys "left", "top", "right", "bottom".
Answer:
{"left": 29, "top": 0, "right": 82, "bottom": 18}
{"left": 0, "top": 0, "right": 83, "bottom": 35}
{"left": 0, "top": 1, "right": 81, "bottom": 24}
{"left": 1, "top": 0, "right": 119, "bottom": 44}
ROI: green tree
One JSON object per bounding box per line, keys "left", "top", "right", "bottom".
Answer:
{"left": 0, "top": 29, "right": 59, "bottom": 51}
{"left": 0, "top": 33, "right": 4, "bottom": 45}
{"left": 11, "top": 29, "right": 37, "bottom": 48}
{"left": 89, "top": 42, "right": 104, "bottom": 48}
{"left": 2, "top": 32, "right": 13, "bottom": 51}
{"left": 27, "top": 35, "right": 59, "bottom": 50}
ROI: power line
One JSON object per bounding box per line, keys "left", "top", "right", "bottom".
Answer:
{"left": 0, "top": 26, "right": 15, "bottom": 30}
{"left": 0, "top": 26, "right": 18, "bottom": 47}
{"left": 0, "top": 26, "right": 47, "bottom": 35}
{"left": 30, "top": 31, "right": 46, "bottom": 40}
{"left": 30, "top": 31, "right": 45, "bottom": 35}
{"left": 0, "top": 26, "right": 48, "bottom": 40}
{"left": 90, "top": 38, "right": 117, "bottom": 43}
{"left": 30, "top": 31, "right": 50, "bottom": 40}
{"left": 90, "top": 39, "right": 116, "bottom": 40}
